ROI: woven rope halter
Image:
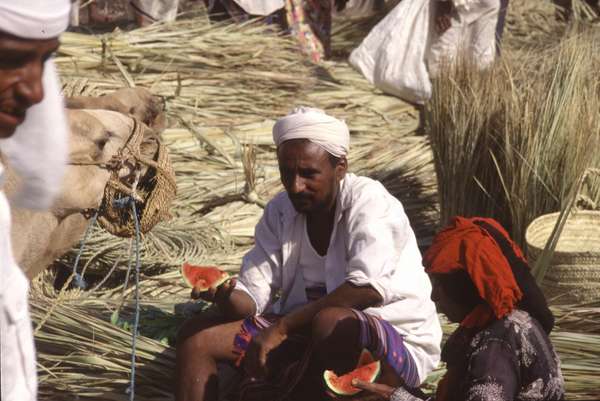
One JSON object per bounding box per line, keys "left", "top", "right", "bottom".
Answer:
{"left": 73, "top": 117, "right": 177, "bottom": 237}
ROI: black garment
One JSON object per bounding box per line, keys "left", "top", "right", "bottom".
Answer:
{"left": 473, "top": 219, "right": 555, "bottom": 334}
{"left": 442, "top": 309, "right": 565, "bottom": 401}
{"left": 389, "top": 310, "right": 565, "bottom": 401}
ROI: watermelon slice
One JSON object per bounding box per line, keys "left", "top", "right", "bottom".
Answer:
{"left": 356, "top": 348, "right": 375, "bottom": 366}
{"left": 323, "top": 349, "right": 381, "bottom": 396}
{"left": 181, "top": 263, "right": 229, "bottom": 292}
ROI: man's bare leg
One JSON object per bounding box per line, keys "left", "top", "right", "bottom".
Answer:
{"left": 295, "top": 307, "right": 407, "bottom": 401}
{"left": 175, "top": 315, "right": 243, "bottom": 401}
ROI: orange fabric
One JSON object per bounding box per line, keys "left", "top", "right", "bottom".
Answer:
{"left": 423, "top": 216, "right": 523, "bottom": 328}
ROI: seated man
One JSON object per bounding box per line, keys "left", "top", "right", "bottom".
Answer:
{"left": 176, "top": 107, "right": 442, "bottom": 401}
{"left": 354, "top": 217, "right": 565, "bottom": 401}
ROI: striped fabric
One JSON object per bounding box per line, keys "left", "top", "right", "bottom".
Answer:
{"left": 231, "top": 308, "right": 420, "bottom": 400}
{"left": 284, "top": 0, "right": 332, "bottom": 62}
{"left": 233, "top": 314, "right": 282, "bottom": 367}
{"left": 352, "top": 309, "right": 420, "bottom": 388}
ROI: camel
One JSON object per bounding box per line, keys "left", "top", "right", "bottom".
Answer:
{"left": 5, "top": 89, "right": 168, "bottom": 280}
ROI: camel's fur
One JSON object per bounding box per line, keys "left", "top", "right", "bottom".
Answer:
{"left": 7, "top": 101, "right": 161, "bottom": 279}
{"left": 66, "top": 88, "right": 166, "bottom": 131}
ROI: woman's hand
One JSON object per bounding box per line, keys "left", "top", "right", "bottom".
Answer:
{"left": 352, "top": 379, "right": 427, "bottom": 401}
{"left": 352, "top": 379, "right": 396, "bottom": 399}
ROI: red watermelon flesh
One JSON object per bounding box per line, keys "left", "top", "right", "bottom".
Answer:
{"left": 181, "top": 263, "right": 229, "bottom": 291}
{"left": 357, "top": 348, "right": 375, "bottom": 366}
{"left": 323, "top": 350, "right": 381, "bottom": 396}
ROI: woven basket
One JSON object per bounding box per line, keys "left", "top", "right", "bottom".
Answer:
{"left": 97, "top": 119, "right": 176, "bottom": 238}
{"left": 525, "top": 211, "right": 600, "bottom": 303}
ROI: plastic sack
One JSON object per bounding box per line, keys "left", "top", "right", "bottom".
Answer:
{"left": 349, "top": 0, "right": 434, "bottom": 105}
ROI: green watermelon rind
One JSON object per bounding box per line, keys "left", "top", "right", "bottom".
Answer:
{"left": 181, "top": 263, "right": 230, "bottom": 291}
{"left": 323, "top": 360, "right": 381, "bottom": 396}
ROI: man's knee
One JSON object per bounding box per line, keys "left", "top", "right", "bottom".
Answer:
{"left": 176, "top": 322, "right": 213, "bottom": 357}
{"left": 311, "top": 307, "right": 358, "bottom": 344}
{"left": 176, "top": 315, "right": 229, "bottom": 354}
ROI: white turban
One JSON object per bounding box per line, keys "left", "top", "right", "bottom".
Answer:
{"left": 273, "top": 107, "right": 350, "bottom": 158}
{"left": 0, "top": 60, "right": 69, "bottom": 210}
{"left": 0, "top": 0, "right": 71, "bottom": 40}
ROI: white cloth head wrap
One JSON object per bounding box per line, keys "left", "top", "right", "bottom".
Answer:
{"left": 273, "top": 107, "right": 350, "bottom": 158}
{"left": 0, "top": 60, "right": 69, "bottom": 210}
{"left": 0, "top": 0, "right": 71, "bottom": 40}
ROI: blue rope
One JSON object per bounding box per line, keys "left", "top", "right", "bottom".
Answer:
{"left": 71, "top": 195, "right": 142, "bottom": 398}
{"left": 126, "top": 198, "right": 142, "bottom": 401}
{"left": 71, "top": 210, "right": 99, "bottom": 289}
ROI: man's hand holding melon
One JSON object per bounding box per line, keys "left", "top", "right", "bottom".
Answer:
{"left": 181, "top": 263, "right": 256, "bottom": 320}
{"left": 193, "top": 277, "right": 237, "bottom": 304}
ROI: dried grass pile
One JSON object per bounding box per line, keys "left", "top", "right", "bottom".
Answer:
{"left": 427, "top": 29, "right": 600, "bottom": 247}
{"left": 31, "top": 281, "right": 600, "bottom": 400}
{"left": 58, "top": 13, "right": 317, "bottom": 126}
{"left": 31, "top": 292, "right": 176, "bottom": 401}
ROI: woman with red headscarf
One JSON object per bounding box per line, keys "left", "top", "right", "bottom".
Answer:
{"left": 353, "top": 217, "right": 565, "bottom": 401}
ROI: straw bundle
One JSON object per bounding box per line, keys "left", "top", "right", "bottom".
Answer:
{"left": 427, "top": 29, "right": 600, "bottom": 246}
{"left": 552, "top": 302, "right": 600, "bottom": 334}
{"left": 32, "top": 295, "right": 176, "bottom": 401}
{"left": 570, "top": 0, "right": 600, "bottom": 21}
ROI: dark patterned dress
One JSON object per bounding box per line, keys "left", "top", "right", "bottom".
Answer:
{"left": 390, "top": 310, "right": 565, "bottom": 401}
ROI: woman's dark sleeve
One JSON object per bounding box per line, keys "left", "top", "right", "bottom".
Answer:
{"left": 462, "top": 338, "right": 520, "bottom": 401}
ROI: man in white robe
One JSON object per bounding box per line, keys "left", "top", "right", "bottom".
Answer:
{"left": 176, "top": 107, "right": 442, "bottom": 401}
{"left": 428, "top": 0, "right": 503, "bottom": 77}
{"left": 0, "top": 2, "right": 71, "bottom": 400}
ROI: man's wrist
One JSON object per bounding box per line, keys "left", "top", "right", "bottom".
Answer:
{"left": 214, "top": 286, "right": 237, "bottom": 313}
{"left": 214, "top": 289, "right": 231, "bottom": 306}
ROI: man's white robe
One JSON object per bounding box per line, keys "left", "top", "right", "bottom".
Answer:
{"left": 236, "top": 173, "right": 442, "bottom": 383}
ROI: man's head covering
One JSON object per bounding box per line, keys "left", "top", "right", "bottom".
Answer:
{"left": 0, "top": 2, "right": 71, "bottom": 210}
{"left": 273, "top": 107, "right": 350, "bottom": 158}
{"left": 0, "top": 1, "right": 71, "bottom": 40}
{"left": 423, "top": 216, "right": 524, "bottom": 328}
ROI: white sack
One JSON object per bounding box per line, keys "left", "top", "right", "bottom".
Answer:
{"left": 349, "top": 0, "right": 434, "bottom": 105}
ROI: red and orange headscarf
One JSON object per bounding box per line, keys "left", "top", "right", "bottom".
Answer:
{"left": 423, "top": 216, "right": 525, "bottom": 328}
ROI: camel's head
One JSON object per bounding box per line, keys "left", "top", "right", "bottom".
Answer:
{"left": 55, "top": 109, "right": 160, "bottom": 216}
{"left": 66, "top": 88, "right": 166, "bottom": 131}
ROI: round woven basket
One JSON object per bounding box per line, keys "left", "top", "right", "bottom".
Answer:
{"left": 525, "top": 211, "right": 600, "bottom": 303}
{"left": 97, "top": 119, "right": 176, "bottom": 238}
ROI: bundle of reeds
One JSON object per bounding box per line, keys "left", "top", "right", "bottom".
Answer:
{"left": 570, "top": 0, "right": 600, "bottom": 22}
{"left": 31, "top": 295, "right": 176, "bottom": 401}
{"left": 427, "top": 29, "right": 600, "bottom": 246}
